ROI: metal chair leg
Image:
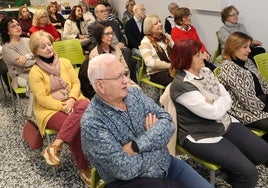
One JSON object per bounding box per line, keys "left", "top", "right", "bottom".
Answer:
{"left": 210, "top": 170, "right": 215, "bottom": 187}
{"left": 0, "top": 75, "right": 6, "bottom": 100}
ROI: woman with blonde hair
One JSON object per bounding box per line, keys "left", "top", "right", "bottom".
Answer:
{"left": 18, "top": 5, "right": 32, "bottom": 37}
{"left": 218, "top": 32, "right": 268, "bottom": 132}
{"left": 29, "top": 8, "right": 60, "bottom": 41}
{"left": 29, "top": 30, "right": 91, "bottom": 187}
{"left": 47, "top": 1, "right": 66, "bottom": 30}
{"left": 139, "top": 14, "right": 174, "bottom": 86}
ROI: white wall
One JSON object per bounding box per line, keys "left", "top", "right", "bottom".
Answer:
{"left": 111, "top": 0, "right": 268, "bottom": 55}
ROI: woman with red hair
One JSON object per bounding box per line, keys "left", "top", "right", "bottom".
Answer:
{"left": 170, "top": 39, "right": 268, "bottom": 188}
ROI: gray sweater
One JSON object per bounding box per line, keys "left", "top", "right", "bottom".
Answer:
{"left": 2, "top": 37, "right": 35, "bottom": 88}
{"left": 218, "top": 22, "right": 247, "bottom": 53}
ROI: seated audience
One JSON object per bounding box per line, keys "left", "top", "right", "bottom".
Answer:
{"left": 81, "top": 3, "right": 95, "bottom": 26}
{"left": 171, "top": 7, "right": 215, "bottom": 71}
{"left": 29, "top": 30, "right": 91, "bottom": 187}
{"left": 218, "top": 5, "right": 265, "bottom": 61}
{"left": 164, "top": 2, "right": 179, "bottom": 34}
{"left": 47, "top": 2, "right": 66, "bottom": 31}
{"left": 18, "top": 5, "right": 32, "bottom": 37}
{"left": 89, "top": 4, "right": 137, "bottom": 83}
{"left": 29, "top": 8, "right": 60, "bottom": 41}
{"left": 218, "top": 32, "right": 268, "bottom": 132}
{"left": 139, "top": 14, "right": 174, "bottom": 86}
{"left": 79, "top": 22, "right": 129, "bottom": 99}
{"left": 122, "top": 0, "right": 135, "bottom": 26}
{"left": 0, "top": 17, "right": 35, "bottom": 89}
{"left": 170, "top": 38, "right": 268, "bottom": 188}
{"left": 81, "top": 53, "right": 212, "bottom": 188}
{"left": 124, "top": 3, "right": 146, "bottom": 56}
{"left": 63, "top": 5, "right": 90, "bottom": 50}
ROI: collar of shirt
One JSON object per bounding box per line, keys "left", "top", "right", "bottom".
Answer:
{"left": 183, "top": 69, "right": 203, "bottom": 81}
{"left": 176, "top": 25, "right": 192, "bottom": 32}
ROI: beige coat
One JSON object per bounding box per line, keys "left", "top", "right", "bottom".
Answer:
{"left": 159, "top": 83, "right": 177, "bottom": 156}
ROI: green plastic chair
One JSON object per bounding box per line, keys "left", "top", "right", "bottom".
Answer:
{"left": 137, "top": 58, "right": 166, "bottom": 94}
{"left": 253, "top": 52, "right": 268, "bottom": 82}
{"left": 176, "top": 144, "right": 220, "bottom": 186}
{"left": 7, "top": 72, "right": 27, "bottom": 121}
{"left": 213, "top": 66, "right": 221, "bottom": 77}
{"left": 212, "top": 31, "right": 223, "bottom": 64}
{"left": 91, "top": 168, "right": 105, "bottom": 188}
{"left": 53, "top": 39, "right": 86, "bottom": 73}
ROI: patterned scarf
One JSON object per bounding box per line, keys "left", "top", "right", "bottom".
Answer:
{"left": 36, "top": 54, "right": 70, "bottom": 101}
{"left": 147, "top": 34, "right": 171, "bottom": 63}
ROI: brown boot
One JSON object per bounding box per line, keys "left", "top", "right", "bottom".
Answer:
{"left": 41, "top": 144, "right": 61, "bottom": 166}
{"left": 79, "top": 168, "right": 91, "bottom": 187}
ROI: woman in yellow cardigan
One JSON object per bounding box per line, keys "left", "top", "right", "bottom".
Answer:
{"left": 29, "top": 31, "right": 91, "bottom": 187}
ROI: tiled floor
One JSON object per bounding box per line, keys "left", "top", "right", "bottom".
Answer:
{"left": 0, "top": 84, "right": 268, "bottom": 187}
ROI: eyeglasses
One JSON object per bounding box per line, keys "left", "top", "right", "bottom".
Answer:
{"left": 103, "top": 31, "right": 114, "bottom": 37}
{"left": 228, "top": 13, "right": 239, "bottom": 17}
{"left": 98, "top": 71, "right": 130, "bottom": 81}
{"left": 8, "top": 23, "right": 21, "bottom": 29}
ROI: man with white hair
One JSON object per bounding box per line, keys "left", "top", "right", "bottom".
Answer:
{"left": 125, "top": 3, "right": 146, "bottom": 56}
{"left": 81, "top": 53, "right": 212, "bottom": 188}
{"left": 164, "top": 2, "right": 179, "bottom": 34}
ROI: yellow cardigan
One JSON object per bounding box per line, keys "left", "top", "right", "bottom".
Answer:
{"left": 29, "top": 57, "right": 85, "bottom": 136}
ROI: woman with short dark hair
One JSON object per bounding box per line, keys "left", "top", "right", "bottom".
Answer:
{"left": 218, "top": 5, "right": 265, "bottom": 61}
{"left": 0, "top": 17, "right": 35, "bottom": 89}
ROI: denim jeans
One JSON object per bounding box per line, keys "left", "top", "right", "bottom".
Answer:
{"left": 167, "top": 156, "right": 213, "bottom": 188}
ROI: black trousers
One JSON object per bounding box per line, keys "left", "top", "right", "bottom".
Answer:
{"left": 150, "top": 71, "right": 173, "bottom": 87}
{"left": 121, "top": 47, "right": 137, "bottom": 83}
{"left": 182, "top": 123, "right": 268, "bottom": 188}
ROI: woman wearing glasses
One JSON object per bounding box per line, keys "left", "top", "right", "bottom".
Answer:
{"left": 29, "top": 30, "right": 91, "bottom": 187}
{"left": 0, "top": 17, "right": 35, "bottom": 89}
{"left": 171, "top": 7, "right": 215, "bottom": 71}
{"left": 218, "top": 5, "right": 265, "bottom": 61}
{"left": 79, "top": 22, "right": 132, "bottom": 99}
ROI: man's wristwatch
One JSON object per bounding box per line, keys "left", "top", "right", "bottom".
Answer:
{"left": 131, "top": 140, "right": 139, "bottom": 153}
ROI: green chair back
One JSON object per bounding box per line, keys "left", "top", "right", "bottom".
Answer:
{"left": 213, "top": 66, "right": 220, "bottom": 78}
{"left": 53, "top": 39, "right": 86, "bottom": 66}
{"left": 253, "top": 52, "right": 268, "bottom": 82}
{"left": 212, "top": 31, "right": 223, "bottom": 64}
{"left": 138, "top": 59, "right": 165, "bottom": 90}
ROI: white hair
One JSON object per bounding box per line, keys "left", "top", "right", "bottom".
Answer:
{"left": 168, "top": 2, "right": 178, "bottom": 11}
{"left": 87, "top": 54, "right": 117, "bottom": 90}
